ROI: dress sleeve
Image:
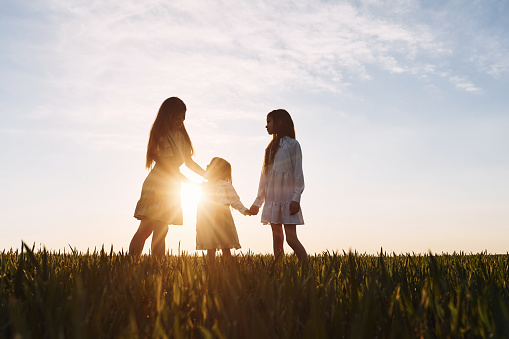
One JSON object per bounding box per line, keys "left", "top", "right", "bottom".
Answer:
{"left": 253, "top": 166, "right": 266, "bottom": 207}
{"left": 225, "top": 183, "right": 248, "bottom": 213}
{"left": 290, "top": 140, "right": 305, "bottom": 202}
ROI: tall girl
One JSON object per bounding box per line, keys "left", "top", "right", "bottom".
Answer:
{"left": 130, "top": 97, "right": 205, "bottom": 258}
{"left": 250, "top": 109, "right": 309, "bottom": 265}
{"left": 196, "top": 157, "right": 251, "bottom": 259}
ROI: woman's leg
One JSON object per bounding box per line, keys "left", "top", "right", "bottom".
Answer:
{"left": 221, "top": 248, "right": 232, "bottom": 259}
{"left": 129, "top": 219, "right": 155, "bottom": 256}
{"left": 284, "top": 224, "right": 309, "bottom": 265}
{"left": 151, "top": 222, "right": 169, "bottom": 258}
{"left": 207, "top": 249, "right": 216, "bottom": 260}
{"left": 271, "top": 224, "right": 285, "bottom": 260}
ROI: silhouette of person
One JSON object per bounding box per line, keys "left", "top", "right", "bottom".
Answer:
{"left": 196, "top": 157, "right": 252, "bottom": 260}
{"left": 130, "top": 97, "right": 205, "bottom": 258}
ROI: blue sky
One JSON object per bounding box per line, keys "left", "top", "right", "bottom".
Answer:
{"left": 1, "top": 0, "right": 508, "bottom": 255}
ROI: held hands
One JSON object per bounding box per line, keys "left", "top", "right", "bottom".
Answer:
{"left": 249, "top": 205, "right": 260, "bottom": 215}
{"left": 289, "top": 201, "right": 300, "bottom": 215}
{"left": 247, "top": 202, "right": 299, "bottom": 215}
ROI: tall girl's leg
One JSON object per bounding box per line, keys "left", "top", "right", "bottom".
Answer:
{"left": 271, "top": 224, "right": 285, "bottom": 260}
{"left": 151, "top": 222, "right": 168, "bottom": 258}
{"left": 284, "top": 225, "right": 309, "bottom": 266}
{"left": 129, "top": 219, "right": 154, "bottom": 256}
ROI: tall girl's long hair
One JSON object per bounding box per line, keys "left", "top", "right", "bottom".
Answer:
{"left": 263, "top": 109, "right": 295, "bottom": 172}
{"left": 145, "top": 97, "right": 194, "bottom": 169}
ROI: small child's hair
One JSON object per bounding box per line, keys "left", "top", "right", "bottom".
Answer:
{"left": 209, "top": 157, "right": 232, "bottom": 182}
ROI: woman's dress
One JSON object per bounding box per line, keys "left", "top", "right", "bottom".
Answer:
{"left": 134, "top": 130, "right": 190, "bottom": 225}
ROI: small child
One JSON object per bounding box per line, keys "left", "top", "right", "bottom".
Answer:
{"left": 196, "top": 157, "right": 251, "bottom": 259}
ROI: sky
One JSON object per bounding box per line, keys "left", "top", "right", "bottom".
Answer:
{"left": 1, "top": 0, "right": 508, "bottom": 255}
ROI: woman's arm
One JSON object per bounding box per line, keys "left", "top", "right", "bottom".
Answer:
{"left": 184, "top": 154, "right": 206, "bottom": 177}
{"left": 155, "top": 156, "right": 192, "bottom": 183}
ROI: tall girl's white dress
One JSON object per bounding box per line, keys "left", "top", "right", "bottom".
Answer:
{"left": 253, "top": 136, "right": 305, "bottom": 225}
{"left": 196, "top": 180, "right": 248, "bottom": 250}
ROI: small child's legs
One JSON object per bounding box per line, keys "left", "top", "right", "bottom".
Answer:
{"left": 206, "top": 248, "right": 232, "bottom": 262}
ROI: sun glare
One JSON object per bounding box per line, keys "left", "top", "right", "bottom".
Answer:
{"left": 181, "top": 182, "right": 202, "bottom": 216}
{"left": 179, "top": 165, "right": 205, "bottom": 218}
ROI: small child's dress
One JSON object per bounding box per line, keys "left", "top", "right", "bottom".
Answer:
{"left": 253, "top": 136, "right": 305, "bottom": 225}
{"left": 196, "top": 180, "right": 248, "bottom": 250}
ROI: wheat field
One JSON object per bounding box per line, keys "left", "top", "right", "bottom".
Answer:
{"left": 1, "top": 242, "right": 509, "bottom": 338}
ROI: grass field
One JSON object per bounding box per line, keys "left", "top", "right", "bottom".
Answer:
{"left": 1, "top": 242, "right": 509, "bottom": 338}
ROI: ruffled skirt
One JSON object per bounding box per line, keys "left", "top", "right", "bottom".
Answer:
{"left": 261, "top": 171, "right": 304, "bottom": 225}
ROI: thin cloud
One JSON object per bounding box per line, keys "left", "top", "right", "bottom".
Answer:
{"left": 470, "top": 40, "right": 509, "bottom": 79}
{"left": 21, "top": 0, "right": 450, "bottom": 109}
{"left": 2, "top": 0, "right": 506, "bottom": 147}
{"left": 449, "top": 76, "right": 481, "bottom": 93}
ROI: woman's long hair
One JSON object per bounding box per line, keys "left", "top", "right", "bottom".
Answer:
{"left": 263, "top": 109, "right": 295, "bottom": 172}
{"left": 145, "top": 97, "right": 194, "bottom": 169}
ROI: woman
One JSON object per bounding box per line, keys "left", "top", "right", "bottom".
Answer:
{"left": 129, "top": 97, "right": 205, "bottom": 258}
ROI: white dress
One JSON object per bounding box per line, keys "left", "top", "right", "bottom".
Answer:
{"left": 196, "top": 180, "right": 248, "bottom": 250}
{"left": 253, "top": 136, "right": 305, "bottom": 225}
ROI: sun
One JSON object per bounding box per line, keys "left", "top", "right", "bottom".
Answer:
{"left": 179, "top": 165, "right": 205, "bottom": 218}
{"left": 181, "top": 182, "right": 202, "bottom": 216}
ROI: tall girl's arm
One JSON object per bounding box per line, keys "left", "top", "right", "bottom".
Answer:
{"left": 252, "top": 168, "right": 267, "bottom": 207}
{"left": 291, "top": 141, "right": 305, "bottom": 202}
